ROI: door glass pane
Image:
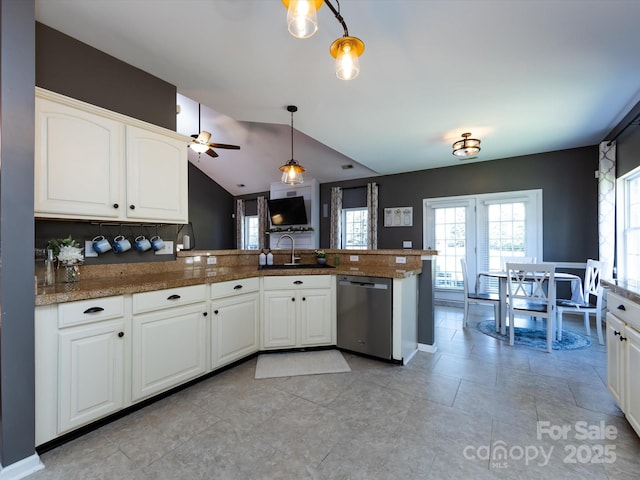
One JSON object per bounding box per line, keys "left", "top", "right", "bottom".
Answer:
{"left": 488, "top": 202, "right": 526, "bottom": 271}
{"left": 434, "top": 206, "right": 465, "bottom": 289}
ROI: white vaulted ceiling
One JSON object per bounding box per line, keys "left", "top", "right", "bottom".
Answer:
{"left": 36, "top": 0, "right": 640, "bottom": 195}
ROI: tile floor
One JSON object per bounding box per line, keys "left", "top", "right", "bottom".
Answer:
{"left": 31, "top": 305, "right": 640, "bottom": 479}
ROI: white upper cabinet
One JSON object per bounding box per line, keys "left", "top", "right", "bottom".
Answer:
{"left": 35, "top": 88, "right": 189, "bottom": 223}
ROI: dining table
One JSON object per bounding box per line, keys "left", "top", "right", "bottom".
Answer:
{"left": 477, "top": 269, "right": 584, "bottom": 335}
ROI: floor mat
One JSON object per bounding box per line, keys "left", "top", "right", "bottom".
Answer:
{"left": 255, "top": 350, "right": 351, "bottom": 379}
{"left": 476, "top": 320, "right": 592, "bottom": 351}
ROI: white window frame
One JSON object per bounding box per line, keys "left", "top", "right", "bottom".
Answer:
{"left": 341, "top": 207, "right": 368, "bottom": 249}
{"left": 243, "top": 215, "right": 259, "bottom": 250}
{"left": 616, "top": 165, "right": 640, "bottom": 283}
{"left": 423, "top": 189, "right": 543, "bottom": 303}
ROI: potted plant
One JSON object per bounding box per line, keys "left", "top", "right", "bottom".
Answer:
{"left": 47, "top": 235, "right": 84, "bottom": 283}
{"left": 315, "top": 249, "right": 327, "bottom": 265}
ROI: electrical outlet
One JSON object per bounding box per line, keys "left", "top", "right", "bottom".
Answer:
{"left": 84, "top": 240, "right": 98, "bottom": 257}
{"left": 396, "top": 256, "right": 407, "bottom": 264}
{"left": 154, "top": 240, "right": 173, "bottom": 255}
{"left": 350, "top": 255, "right": 359, "bottom": 262}
{"left": 207, "top": 256, "right": 217, "bottom": 265}
{"left": 403, "top": 241, "right": 412, "bottom": 249}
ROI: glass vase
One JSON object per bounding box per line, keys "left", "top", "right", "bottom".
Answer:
{"left": 59, "top": 264, "right": 80, "bottom": 283}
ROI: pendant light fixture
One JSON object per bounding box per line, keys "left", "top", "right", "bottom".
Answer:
{"left": 282, "top": 0, "right": 365, "bottom": 80}
{"left": 279, "top": 105, "right": 305, "bottom": 185}
{"left": 452, "top": 132, "right": 481, "bottom": 157}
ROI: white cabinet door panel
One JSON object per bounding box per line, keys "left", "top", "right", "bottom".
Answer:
{"left": 300, "top": 289, "right": 332, "bottom": 346}
{"left": 262, "top": 291, "right": 297, "bottom": 348}
{"left": 212, "top": 293, "right": 259, "bottom": 368}
{"left": 625, "top": 325, "right": 640, "bottom": 434}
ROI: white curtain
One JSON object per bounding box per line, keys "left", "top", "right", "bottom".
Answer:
{"left": 599, "top": 141, "right": 616, "bottom": 278}
{"left": 330, "top": 187, "right": 343, "bottom": 249}
{"left": 236, "top": 199, "right": 245, "bottom": 249}
{"left": 257, "top": 196, "right": 268, "bottom": 250}
{"left": 367, "top": 182, "right": 378, "bottom": 249}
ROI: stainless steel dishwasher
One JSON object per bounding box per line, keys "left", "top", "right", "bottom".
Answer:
{"left": 337, "top": 275, "right": 393, "bottom": 360}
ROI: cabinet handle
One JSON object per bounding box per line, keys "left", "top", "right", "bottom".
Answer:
{"left": 203, "top": 312, "right": 208, "bottom": 317}
{"left": 233, "top": 285, "right": 243, "bottom": 290}
{"left": 167, "top": 294, "right": 181, "bottom": 301}
{"left": 118, "top": 332, "right": 124, "bottom": 338}
{"left": 129, "top": 204, "right": 135, "bottom": 210}
{"left": 113, "top": 203, "right": 119, "bottom": 209}
{"left": 614, "top": 330, "right": 621, "bottom": 336}
{"left": 83, "top": 307, "right": 104, "bottom": 314}
{"left": 620, "top": 336, "right": 627, "bottom": 342}
{"left": 214, "top": 310, "right": 219, "bottom": 314}
{"left": 293, "top": 280, "right": 303, "bottom": 285}
{"left": 617, "top": 304, "right": 626, "bottom": 311}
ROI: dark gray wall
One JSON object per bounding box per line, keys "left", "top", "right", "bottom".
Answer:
{"left": 0, "top": 0, "right": 36, "bottom": 466}
{"left": 34, "top": 22, "right": 236, "bottom": 255}
{"left": 320, "top": 146, "right": 599, "bottom": 263}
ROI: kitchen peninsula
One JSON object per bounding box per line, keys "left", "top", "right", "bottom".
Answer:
{"left": 35, "top": 249, "right": 436, "bottom": 448}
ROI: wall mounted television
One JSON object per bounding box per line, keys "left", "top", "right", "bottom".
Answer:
{"left": 267, "top": 196, "right": 308, "bottom": 226}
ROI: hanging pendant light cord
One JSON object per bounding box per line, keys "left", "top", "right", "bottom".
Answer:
{"left": 324, "top": 0, "right": 349, "bottom": 37}
{"left": 290, "top": 109, "right": 294, "bottom": 160}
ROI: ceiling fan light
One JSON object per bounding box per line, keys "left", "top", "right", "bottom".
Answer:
{"left": 190, "top": 142, "right": 209, "bottom": 154}
{"left": 452, "top": 132, "right": 481, "bottom": 157}
{"left": 283, "top": 0, "right": 323, "bottom": 39}
{"left": 330, "top": 36, "right": 365, "bottom": 80}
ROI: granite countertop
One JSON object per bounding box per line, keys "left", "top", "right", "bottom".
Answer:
{"left": 603, "top": 279, "right": 640, "bottom": 304}
{"left": 35, "top": 264, "right": 422, "bottom": 306}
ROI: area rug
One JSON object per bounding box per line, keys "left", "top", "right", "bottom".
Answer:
{"left": 476, "top": 320, "right": 592, "bottom": 351}
{"left": 255, "top": 350, "right": 351, "bottom": 379}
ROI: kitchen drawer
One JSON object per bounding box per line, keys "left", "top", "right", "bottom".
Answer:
{"left": 607, "top": 292, "right": 640, "bottom": 331}
{"left": 58, "top": 296, "right": 125, "bottom": 328}
{"left": 211, "top": 277, "right": 259, "bottom": 299}
{"left": 133, "top": 284, "right": 206, "bottom": 314}
{"left": 263, "top": 275, "right": 332, "bottom": 290}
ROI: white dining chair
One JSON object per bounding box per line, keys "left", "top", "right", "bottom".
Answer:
{"left": 556, "top": 259, "right": 606, "bottom": 345}
{"left": 506, "top": 262, "right": 556, "bottom": 352}
{"left": 461, "top": 258, "right": 500, "bottom": 330}
{"left": 502, "top": 256, "right": 537, "bottom": 271}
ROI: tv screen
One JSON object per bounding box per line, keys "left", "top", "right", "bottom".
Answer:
{"left": 268, "top": 196, "right": 308, "bottom": 226}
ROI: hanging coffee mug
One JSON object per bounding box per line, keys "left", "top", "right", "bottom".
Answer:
{"left": 150, "top": 235, "right": 165, "bottom": 251}
{"left": 92, "top": 235, "right": 112, "bottom": 254}
{"left": 135, "top": 235, "right": 152, "bottom": 252}
{"left": 113, "top": 235, "right": 131, "bottom": 253}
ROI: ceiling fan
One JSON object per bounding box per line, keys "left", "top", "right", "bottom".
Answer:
{"left": 188, "top": 103, "right": 240, "bottom": 158}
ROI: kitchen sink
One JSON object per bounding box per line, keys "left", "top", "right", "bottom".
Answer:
{"left": 258, "top": 264, "right": 336, "bottom": 270}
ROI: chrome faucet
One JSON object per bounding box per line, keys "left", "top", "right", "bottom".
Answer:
{"left": 276, "top": 234, "right": 298, "bottom": 265}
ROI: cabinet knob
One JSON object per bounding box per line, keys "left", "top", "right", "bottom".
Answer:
{"left": 291, "top": 297, "right": 295, "bottom": 302}
{"left": 203, "top": 312, "right": 208, "bottom": 317}
{"left": 614, "top": 330, "right": 621, "bottom": 336}
{"left": 113, "top": 203, "right": 119, "bottom": 209}
{"left": 118, "top": 332, "right": 124, "bottom": 338}
{"left": 214, "top": 310, "right": 219, "bottom": 314}
{"left": 129, "top": 204, "right": 135, "bottom": 210}
{"left": 302, "top": 297, "right": 306, "bottom": 301}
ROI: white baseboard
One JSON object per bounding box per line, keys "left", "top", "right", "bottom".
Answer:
{"left": 418, "top": 342, "right": 438, "bottom": 353}
{"left": 0, "top": 454, "right": 44, "bottom": 480}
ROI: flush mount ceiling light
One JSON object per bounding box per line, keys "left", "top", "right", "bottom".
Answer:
{"left": 452, "top": 132, "right": 481, "bottom": 157}
{"left": 279, "top": 105, "right": 306, "bottom": 185}
{"left": 282, "top": 0, "right": 365, "bottom": 80}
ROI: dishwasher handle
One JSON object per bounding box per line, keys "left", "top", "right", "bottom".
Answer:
{"left": 339, "top": 279, "right": 389, "bottom": 290}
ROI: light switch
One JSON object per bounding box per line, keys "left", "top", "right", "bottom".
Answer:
{"left": 84, "top": 240, "right": 98, "bottom": 257}
{"left": 350, "top": 255, "right": 359, "bottom": 262}
{"left": 154, "top": 241, "right": 173, "bottom": 255}
{"left": 207, "top": 256, "right": 217, "bottom": 265}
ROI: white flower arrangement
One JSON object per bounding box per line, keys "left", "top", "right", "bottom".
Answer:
{"left": 57, "top": 245, "right": 84, "bottom": 265}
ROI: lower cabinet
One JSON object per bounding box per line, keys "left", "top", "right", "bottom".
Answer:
{"left": 210, "top": 278, "right": 260, "bottom": 369}
{"left": 606, "top": 292, "right": 640, "bottom": 436}
{"left": 131, "top": 286, "right": 207, "bottom": 402}
{"left": 262, "top": 275, "right": 335, "bottom": 349}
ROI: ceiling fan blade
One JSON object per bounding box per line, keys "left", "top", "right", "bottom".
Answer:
{"left": 205, "top": 148, "right": 219, "bottom": 158}
{"left": 195, "top": 131, "right": 212, "bottom": 144}
{"left": 209, "top": 143, "right": 240, "bottom": 150}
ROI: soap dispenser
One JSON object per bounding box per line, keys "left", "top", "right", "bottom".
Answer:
{"left": 266, "top": 249, "right": 274, "bottom": 266}
{"left": 259, "top": 249, "right": 266, "bottom": 266}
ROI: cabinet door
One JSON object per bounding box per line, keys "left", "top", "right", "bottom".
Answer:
{"left": 131, "top": 304, "right": 207, "bottom": 401}
{"left": 262, "top": 290, "right": 297, "bottom": 348}
{"left": 300, "top": 289, "right": 332, "bottom": 346}
{"left": 606, "top": 313, "right": 624, "bottom": 407}
{"left": 211, "top": 292, "right": 259, "bottom": 369}
{"left": 35, "top": 97, "right": 123, "bottom": 219}
{"left": 58, "top": 319, "right": 125, "bottom": 433}
{"left": 624, "top": 325, "right": 640, "bottom": 434}
{"left": 126, "top": 125, "right": 188, "bottom": 223}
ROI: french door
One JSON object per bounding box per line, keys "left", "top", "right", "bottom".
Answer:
{"left": 424, "top": 190, "right": 542, "bottom": 302}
